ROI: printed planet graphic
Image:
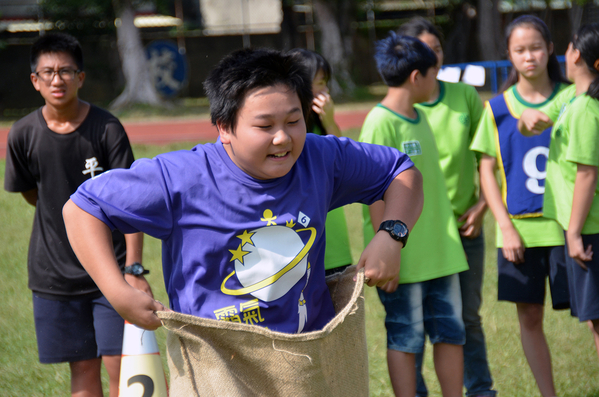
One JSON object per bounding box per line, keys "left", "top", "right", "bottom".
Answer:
{"left": 221, "top": 224, "right": 316, "bottom": 302}
{"left": 118, "top": 321, "right": 168, "bottom": 397}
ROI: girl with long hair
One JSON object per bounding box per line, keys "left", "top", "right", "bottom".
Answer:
{"left": 471, "top": 15, "right": 571, "bottom": 397}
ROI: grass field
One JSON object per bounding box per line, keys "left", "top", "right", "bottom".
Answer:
{"left": 1, "top": 139, "right": 599, "bottom": 396}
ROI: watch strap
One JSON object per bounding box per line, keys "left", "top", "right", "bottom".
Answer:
{"left": 124, "top": 262, "right": 149, "bottom": 276}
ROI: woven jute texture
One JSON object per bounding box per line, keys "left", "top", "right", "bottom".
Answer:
{"left": 156, "top": 266, "right": 368, "bottom": 397}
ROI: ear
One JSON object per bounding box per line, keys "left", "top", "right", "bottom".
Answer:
{"left": 77, "top": 71, "right": 86, "bottom": 89}
{"left": 409, "top": 69, "right": 420, "bottom": 85}
{"left": 30, "top": 73, "right": 42, "bottom": 92}
{"left": 217, "top": 121, "right": 232, "bottom": 144}
{"left": 548, "top": 42, "right": 554, "bottom": 56}
{"left": 572, "top": 47, "right": 583, "bottom": 65}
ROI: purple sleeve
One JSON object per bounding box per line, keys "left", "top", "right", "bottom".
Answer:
{"left": 325, "top": 136, "right": 414, "bottom": 208}
{"left": 70, "top": 157, "right": 174, "bottom": 239}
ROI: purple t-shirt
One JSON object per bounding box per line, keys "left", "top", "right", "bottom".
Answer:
{"left": 72, "top": 134, "right": 413, "bottom": 333}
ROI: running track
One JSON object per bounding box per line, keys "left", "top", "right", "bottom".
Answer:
{"left": 0, "top": 109, "right": 370, "bottom": 159}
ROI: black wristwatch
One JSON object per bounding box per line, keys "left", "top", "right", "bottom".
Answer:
{"left": 124, "top": 262, "right": 149, "bottom": 276}
{"left": 378, "top": 220, "right": 409, "bottom": 248}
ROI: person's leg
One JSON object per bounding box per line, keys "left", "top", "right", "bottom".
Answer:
{"left": 565, "top": 234, "right": 599, "bottom": 359}
{"left": 588, "top": 320, "right": 599, "bottom": 360}
{"left": 498, "top": 246, "right": 558, "bottom": 396}
{"left": 33, "top": 294, "right": 101, "bottom": 395}
{"left": 516, "top": 303, "right": 556, "bottom": 397}
{"left": 93, "top": 296, "right": 125, "bottom": 397}
{"left": 102, "top": 355, "right": 121, "bottom": 397}
{"left": 377, "top": 283, "right": 425, "bottom": 397}
{"left": 70, "top": 358, "right": 103, "bottom": 397}
{"left": 388, "top": 350, "right": 417, "bottom": 397}
{"left": 423, "top": 274, "right": 466, "bottom": 397}
{"left": 432, "top": 343, "right": 463, "bottom": 397}
{"left": 459, "top": 233, "right": 495, "bottom": 396}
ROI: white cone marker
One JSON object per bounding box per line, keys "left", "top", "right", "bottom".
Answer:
{"left": 118, "top": 321, "right": 168, "bottom": 397}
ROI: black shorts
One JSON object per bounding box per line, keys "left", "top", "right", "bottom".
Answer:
{"left": 497, "top": 245, "right": 570, "bottom": 309}
{"left": 33, "top": 293, "right": 124, "bottom": 364}
{"left": 565, "top": 233, "right": 599, "bottom": 322}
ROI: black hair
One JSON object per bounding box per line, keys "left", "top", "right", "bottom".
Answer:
{"left": 374, "top": 32, "right": 438, "bottom": 87}
{"left": 573, "top": 23, "right": 599, "bottom": 99}
{"left": 287, "top": 48, "right": 332, "bottom": 84}
{"left": 500, "top": 15, "right": 569, "bottom": 92}
{"left": 397, "top": 16, "right": 443, "bottom": 43}
{"left": 204, "top": 48, "right": 313, "bottom": 133}
{"left": 287, "top": 48, "right": 333, "bottom": 134}
{"left": 30, "top": 33, "right": 84, "bottom": 73}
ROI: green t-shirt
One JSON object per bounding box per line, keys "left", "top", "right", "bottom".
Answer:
{"left": 310, "top": 124, "right": 353, "bottom": 269}
{"left": 544, "top": 84, "right": 576, "bottom": 121}
{"left": 470, "top": 84, "right": 566, "bottom": 248}
{"left": 416, "top": 81, "right": 483, "bottom": 224}
{"left": 544, "top": 92, "right": 599, "bottom": 234}
{"left": 359, "top": 104, "right": 468, "bottom": 284}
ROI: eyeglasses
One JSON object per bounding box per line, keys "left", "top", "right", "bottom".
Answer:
{"left": 34, "top": 68, "right": 80, "bottom": 82}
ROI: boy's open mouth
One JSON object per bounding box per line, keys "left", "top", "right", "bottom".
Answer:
{"left": 269, "top": 152, "right": 289, "bottom": 158}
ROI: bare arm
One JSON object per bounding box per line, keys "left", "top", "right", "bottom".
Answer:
{"left": 123, "top": 232, "right": 154, "bottom": 297}
{"left": 357, "top": 166, "right": 424, "bottom": 292}
{"left": 479, "top": 154, "right": 525, "bottom": 263}
{"left": 63, "top": 199, "right": 165, "bottom": 330}
{"left": 517, "top": 108, "right": 553, "bottom": 137}
{"left": 21, "top": 188, "right": 38, "bottom": 206}
{"left": 566, "top": 164, "right": 598, "bottom": 269}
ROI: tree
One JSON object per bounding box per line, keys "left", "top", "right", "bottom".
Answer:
{"left": 110, "top": 0, "right": 162, "bottom": 108}
{"left": 477, "top": 0, "right": 503, "bottom": 61}
{"left": 312, "top": 0, "right": 356, "bottom": 96}
{"left": 41, "top": 0, "right": 163, "bottom": 109}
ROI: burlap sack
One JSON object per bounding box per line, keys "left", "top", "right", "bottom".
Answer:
{"left": 156, "top": 265, "right": 368, "bottom": 396}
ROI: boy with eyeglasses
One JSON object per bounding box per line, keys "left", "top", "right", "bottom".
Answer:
{"left": 4, "top": 33, "right": 151, "bottom": 397}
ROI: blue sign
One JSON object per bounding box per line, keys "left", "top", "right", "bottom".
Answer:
{"left": 146, "top": 40, "right": 188, "bottom": 98}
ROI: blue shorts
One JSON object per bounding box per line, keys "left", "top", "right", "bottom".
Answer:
{"left": 377, "top": 274, "right": 465, "bottom": 353}
{"left": 497, "top": 246, "right": 570, "bottom": 310}
{"left": 565, "top": 233, "right": 599, "bottom": 322}
{"left": 33, "top": 293, "right": 124, "bottom": 364}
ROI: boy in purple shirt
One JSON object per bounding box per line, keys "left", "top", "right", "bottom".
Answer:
{"left": 62, "top": 48, "right": 424, "bottom": 333}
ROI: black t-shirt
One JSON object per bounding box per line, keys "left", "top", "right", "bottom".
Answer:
{"left": 4, "top": 105, "right": 134, "bottom": 299}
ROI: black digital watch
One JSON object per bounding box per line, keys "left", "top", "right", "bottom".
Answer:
{"left": 378, "top": 220, "right": 409, "bottom": 248}
{"left": 123, "top": 262, "right": 149, "bottom": 276}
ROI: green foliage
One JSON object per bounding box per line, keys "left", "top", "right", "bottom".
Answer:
{"left": 39, "top": 0, "right": 171, "bottom": 36}
{"left": 40, "top": 0, "right": 117, "bottom": 35}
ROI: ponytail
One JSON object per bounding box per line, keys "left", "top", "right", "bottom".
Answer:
{"left": 572, "top": 23, "right": 599, "bottom": 100}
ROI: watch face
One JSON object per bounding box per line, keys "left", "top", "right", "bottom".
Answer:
{"left": 131, "top": 263, "right": 143, "bottom": 275}
{"left": 392, "top": 223, "right": 408, "bottom": 238}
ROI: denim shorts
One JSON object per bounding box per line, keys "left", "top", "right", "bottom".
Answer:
{"left": 377, "top": 273, "right": 466, "bottom": 353}
{"left": 33, "top": 293, "right": 124, "bottom": 363}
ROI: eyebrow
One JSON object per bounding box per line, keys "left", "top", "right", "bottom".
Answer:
{"left": 254, "top": 107, "right": 302, "bottom": 119}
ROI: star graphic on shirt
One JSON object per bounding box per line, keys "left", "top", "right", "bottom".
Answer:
{"left": 229, "top": 244, "right": 250, "bottom": 264}
{"left": 236, "top": 230, "right": 255, "bottom": 247}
